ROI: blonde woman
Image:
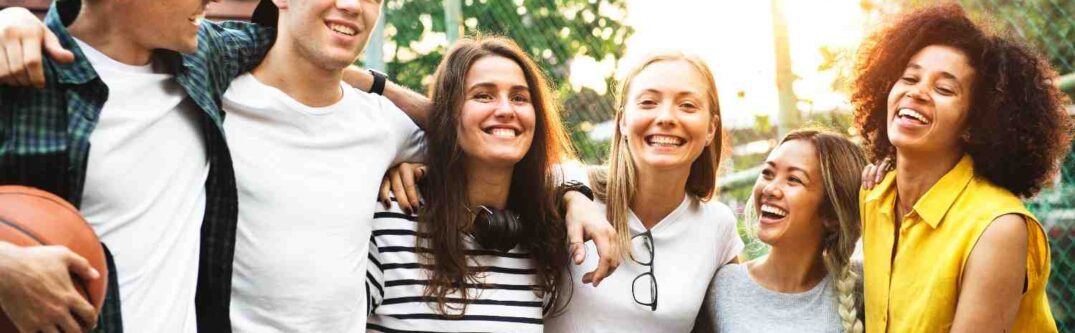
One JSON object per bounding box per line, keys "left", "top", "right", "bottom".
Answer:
{"left": 544, "top": 53, "right": 743, "bottom": 332}
{"left": 692, "top": 129, "right": 865, "bottom": 333}
{"left": 380, "top": 52, "right": 739, "bottom": 332}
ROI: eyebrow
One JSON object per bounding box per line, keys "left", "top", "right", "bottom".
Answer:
{"left": 764, "top": 161, "right": 812, "bottom": 182}
{"left": 635, "top": 88, "right": 704, "bottom": 99}
{"left": 906, "top": 63, "right": 962, "bottom": 82}
{"left": 467, "top": 82, "right": 530, "bottom": 92}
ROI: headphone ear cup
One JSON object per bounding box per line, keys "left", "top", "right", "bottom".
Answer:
{"left": 471, "top": 206, "right": 522, "bottom": 252}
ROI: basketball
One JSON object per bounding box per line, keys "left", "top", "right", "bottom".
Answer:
{"left": 0, "top": 186, "right": 108, "bottom": 331}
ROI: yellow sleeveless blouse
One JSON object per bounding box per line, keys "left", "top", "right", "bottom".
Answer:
{"left": 860, "top": 155, "right": 1057, "bottom": 332}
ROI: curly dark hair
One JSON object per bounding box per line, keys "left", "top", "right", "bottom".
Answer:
{"left": 851, "top": 3, "right": 1073, "bottom": 198}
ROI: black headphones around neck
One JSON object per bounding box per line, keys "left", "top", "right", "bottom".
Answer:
{"left": 468, "top": 205, "right": 524, "bottom": 253}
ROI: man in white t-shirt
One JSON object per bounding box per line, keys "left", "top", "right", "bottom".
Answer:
{"left": 222, "top": 1, "right": 425, "bottom": 331}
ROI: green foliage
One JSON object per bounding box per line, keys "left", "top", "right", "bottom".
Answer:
{"left": 378, "top": 0, "right": 632, "bottom": 163}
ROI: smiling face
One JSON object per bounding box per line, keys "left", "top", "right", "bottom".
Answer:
{"left": 125, "top": 0, "right": 215, "bottom": 53}
{"left": 277, "top": 0, "right": 382, "bottom": 70}
{"left": 457, "top": 56, "right": 537, "bottom": 170}
{"left": 753, "top": 139, "right": 827, "bottom": 247}
{"left": 886, "top": 44, "right": 977, "bottom": 156}
{"left": 620, "top": 60, "right": 717, "bottom": 173}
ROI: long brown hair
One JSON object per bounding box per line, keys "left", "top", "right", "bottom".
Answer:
{"left": 420, "top": 36, "right": 574, "bottom": 316}
{"left": 589, "top": 53, "right": 725, "bottom": 254}
{"left": 772, "top": 129, "right": 866, "bottom": 333}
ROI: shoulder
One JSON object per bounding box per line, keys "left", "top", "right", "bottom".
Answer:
{"left": 693, "top": 199, "right": 738, "bottom": 230}
{"left": 713, "top": 262, "right": 749, "bottom": 285}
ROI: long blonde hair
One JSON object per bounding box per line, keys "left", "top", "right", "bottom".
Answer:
{"left": 746, "top": 128, "right": 865, "bottom": 333}
{"left": 588, "top": 52, "right": 724, "bottom": 255}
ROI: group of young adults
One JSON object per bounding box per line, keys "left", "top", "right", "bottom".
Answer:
{"left": 0, "top": 0, "right": 1067, "bottom": 332}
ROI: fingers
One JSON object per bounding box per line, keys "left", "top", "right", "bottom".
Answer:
{"left": 68, "top": 293, "right": 97, "bottom": 331}
{"left": 861, "top": 164, "right": 876, "bottom": 189}
{"left": 0, "top": 35, "right": 10, "bottom": 85}
{"left": 63, "top": 250, "right": 99, "bottom": 282}
{"left": 566, "top": 220, "right": 585, "bottom": 264}
{"left": 21, "top": 34, "right": 44, "bottom": 88}
{"left": 42, "top": 28, "right": 74, "bottom": 64}
{"left": 399, "top": 164, "right": 420, "bottom": 210}
{"left": 55, "top": 301, "right": 83, "bottom": 333}
{"left": 378, "top": 176, "right": 392, "bottom": 208}
{"left": 390, "top": 170, "right": 411, "bottom": 214}
{"left": 3, "top": 31, "right": 29, "bottom": 86}
{"left": 586, "top": 231, "right": 620, "bottom": 287}
{"left": 876, "top": 157, "right": 892, "bottom": 185}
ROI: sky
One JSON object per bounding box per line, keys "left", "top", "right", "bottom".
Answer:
{"left": 569, "top": 0, "right": 870, "bottom": 129}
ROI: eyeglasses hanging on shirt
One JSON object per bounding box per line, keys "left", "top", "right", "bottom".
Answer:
{"left": 631, "top": 230, "right": 658, "bottom": 311}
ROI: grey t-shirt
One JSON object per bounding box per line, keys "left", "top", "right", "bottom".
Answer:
{"left": 692, "top": 263, "right": 842, "bottom": 333}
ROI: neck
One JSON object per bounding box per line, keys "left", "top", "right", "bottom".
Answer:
{"left": 748, "top": 244, "right": 826, "bottom": 293}
{"left": 465, "top": 161, "right": 513, "bottom": 209}
{"left": 631, "top": 166, "right": 689, "bottom": 229}
{"left": 894, "top": 148, "right": 963, "bottom": 213}
{"left": 251, "top": 38, "right": 344, "bottom": 107}
{"left": 67, "top": 3, "right": 153, "bottom": 65}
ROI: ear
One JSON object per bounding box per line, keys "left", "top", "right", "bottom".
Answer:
{"left": 705, "top": 114, "right": 719, "bottom": 146}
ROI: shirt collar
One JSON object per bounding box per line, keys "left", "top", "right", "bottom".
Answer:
{"left": 913, "top": 155, "right": 975, "bottom": 228}
{"left": 45, "top": 0, "right": 187, "bottom": 85}
{"left": 862, "top": 154, "right": 974, "bottom": 228}
{"left": 45, "top": 0, "right": 97, "bottom": 85}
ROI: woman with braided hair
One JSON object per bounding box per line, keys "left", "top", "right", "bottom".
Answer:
{"left": 693, "top": 129, "right": 866, "bottom": 333}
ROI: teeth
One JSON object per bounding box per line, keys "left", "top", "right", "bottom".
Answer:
{"left": 897, "top": 108, "right": 930, "bottom": 124}
{"left": 490, "top": 128, "right": 517, "bottom": 138}
{"left": 647, "top": 135, "right": 684, "bottom": 147}
{"left": 760, "top": 204, "right": 787, "bottom": 218}
{"left": 328, "top": 23, "right": 356, "bottom": 36}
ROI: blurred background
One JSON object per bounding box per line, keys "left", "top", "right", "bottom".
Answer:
{"left": 6, "top": 0, "right": 1075, "bottom": 329}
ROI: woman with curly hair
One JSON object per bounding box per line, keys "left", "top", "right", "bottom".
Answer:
{"left": 852, "top": 4, "right": 1070, "bottom": 332}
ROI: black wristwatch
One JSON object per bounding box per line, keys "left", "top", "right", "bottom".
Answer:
{"left": 559, "top": 181, "right": 594, "bottom": 201}
{"left": 368, "top": 69, "right": 387, "bottom": 96}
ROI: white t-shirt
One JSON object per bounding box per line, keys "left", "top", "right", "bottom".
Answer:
{"left": 545, "top": 165, "right": 744, "bottom": 333}
{"left": 224, "top": 73, "right": 424, "bottom": 333}
{"left": 366, "top": 197, "right": 546, "bottom": 333}
{"left": 75, "top": 39, "right": 208, "bottom": 333}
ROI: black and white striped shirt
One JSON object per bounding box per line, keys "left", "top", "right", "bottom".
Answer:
{"left": 366, "top": 200, "right": 547, "bottom": 332}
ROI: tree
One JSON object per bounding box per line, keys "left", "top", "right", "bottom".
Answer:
{"left": 375, "top": 0, "right": 632, "bottom": 162}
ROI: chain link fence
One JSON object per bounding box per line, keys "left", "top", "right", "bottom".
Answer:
{"left": 374, "top": 0, "right": 1074, "bottom": 328}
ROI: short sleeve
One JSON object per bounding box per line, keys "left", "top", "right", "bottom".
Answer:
{"left": 713, "top": 203, "right": 744, "bottom": 265}
{"left": 551, "top": 161, "right": 591, "bottom": 186}
{"left": 377, "top": 94, "right": 425, "bottom": 164}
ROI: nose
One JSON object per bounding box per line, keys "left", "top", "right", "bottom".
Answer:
{"left": 761, "top": 180, "right": 782, "bottom": 200}
{"left": 906, "top": 82, "right": 931, "bottom": 102}
{"left": 336, "top": 0, "right": 362, "bottom": 13}
{"left": 654, "top": 103, "right": 676, "bottom": 127}
{"left": 493, "top": 97, "right": 516, "bottom": 120}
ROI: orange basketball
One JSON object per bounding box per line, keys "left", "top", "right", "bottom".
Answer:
{"left": 0, "top": 186, "right": 108, "bottom": 331}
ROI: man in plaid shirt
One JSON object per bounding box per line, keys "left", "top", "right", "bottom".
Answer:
{"left": 0, "top": 0, "right": 275, "bottom": 331}
{"left": 0, "top": 0, "right": 422, "bottom": 332}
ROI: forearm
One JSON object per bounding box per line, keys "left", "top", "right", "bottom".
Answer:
{"left": 342, "top": 66, "right": 431, "bottom": 129}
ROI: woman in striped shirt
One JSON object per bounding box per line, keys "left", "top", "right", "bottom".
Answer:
{"left": 365, "top": 36, "right": 577, "bottom": 332}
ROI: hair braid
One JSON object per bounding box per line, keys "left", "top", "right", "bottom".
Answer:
{"left": 833, "top": 260, "right": 864, "bottom": 333}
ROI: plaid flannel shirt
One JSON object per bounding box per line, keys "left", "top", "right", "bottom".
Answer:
{"left": 0, "top": 1, "right": 274, "bottom": 331}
